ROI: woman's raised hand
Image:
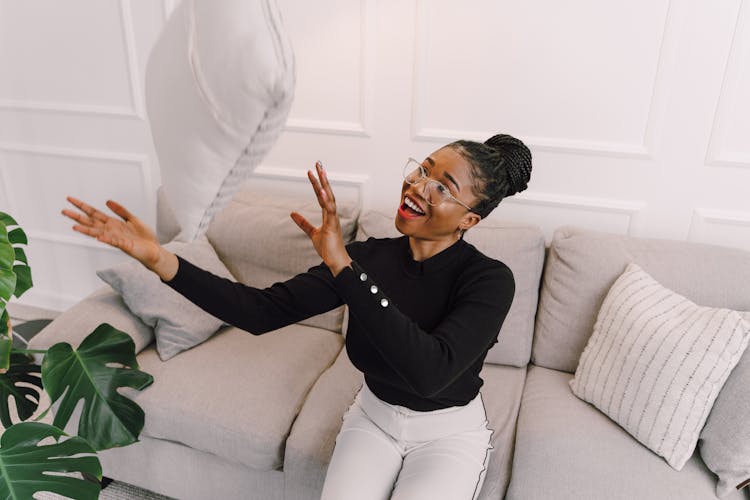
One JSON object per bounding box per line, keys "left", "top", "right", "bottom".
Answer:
{"left": 290, "top": 162, "right": 352, "bottom": 276}
{"left": 62, "top": 196, "right": 162, "bottom": 269}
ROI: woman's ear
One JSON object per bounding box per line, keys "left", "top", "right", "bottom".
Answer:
{"left": 459, "top": 212, "right": 482, "bottom": 232}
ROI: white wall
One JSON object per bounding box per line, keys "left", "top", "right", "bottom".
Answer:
{"left": 1, "top": 0, "right": 749, "bottom": 312}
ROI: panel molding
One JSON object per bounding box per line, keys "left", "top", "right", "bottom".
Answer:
{"left": 690, "top": 207, "right": 750, "bottom": 229}
{"left": 503, "top": 190, "right": 646, "bottom": 214}
{"left": 0, "top": 167, "right": 10, "bottom": 210}
{"left": 503, "top": 190, "right": 646, "bottom": 234}
{"left": 119, "top": 0, "right": 146, "bottom": 120}
{"left": 0, "top": 142, "right": 154, "bottom": 238}
{"left": 688, "top": 207, "right": 750, "bottom": 251}
{"left": 284, "top": 0, "right": 375, "bottom": 137}
{"left": 253, "top": 164, "right": 370, "bottom": 187}
{"left": 284, "top": 118, "right": 370, "bottom": 137}
{"left": 413, "top": 129, "right": 651, "bottom": 158}
{"left": 251, "top": 164, "right": 368, "bottom": 212}
{"left": 13, "top": 287, "right": 83, "bottom": 313}
{"left": 705, "top": 0, "right": 750, "bottom": 169}
{"left": 25, "top": 228, "right": 121, "bottom": 252}
{"left": 410, "top": 0, "right": 674, "bottom": 159}
{"left": 0, "top": 0, "right": 144, "bottom": 120}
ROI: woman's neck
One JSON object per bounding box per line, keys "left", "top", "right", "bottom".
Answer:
{"left": 407, "top": 234, "right": 461, "bottom": 261}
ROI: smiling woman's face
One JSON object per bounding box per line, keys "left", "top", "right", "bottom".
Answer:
{"left": 395, "top": 146, "right": 482, "bottom": 242}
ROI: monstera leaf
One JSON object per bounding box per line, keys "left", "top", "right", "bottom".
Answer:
{"left": 0, "top": 212, "right": 32, "bottom": 305}
{"left": 0, "top": 216, "right": 17, "bottom": 306}
{"left": 42, "top": 323, "right": 154, "bottom": 450}
{"left": 0, "top": 212, "right": 32, "bottom": 370}
{"left": 0, "top": 421, "right": 101, "bottom": 500}
{"left": 0, "top": 310, "right": 10, "bottom": 372}
{"left": 0, "top": 351, "right": 42, "bottom": 427}
{"left": 0, "top": 220, "right": 16, "bottom": 365}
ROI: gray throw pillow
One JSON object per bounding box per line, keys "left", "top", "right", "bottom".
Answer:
{"left": 699, "top": 314, "right": 750, "bottom": 498}
{"left": 96, "top": 235, "right": 236, "bottom": 361}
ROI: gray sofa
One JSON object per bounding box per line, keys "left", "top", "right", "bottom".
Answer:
{"left": 29, "top": 183, "right": 750, "bottom": 500}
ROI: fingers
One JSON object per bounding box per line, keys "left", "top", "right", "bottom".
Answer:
{"left": 316, "top": 161, "right": 336, "bottom": 204}
{"left": 63, "top": 195, "right": 118, "bottom": 245}
{"left": 71, "top": 223, "right": 103, "bottom": 238}
{"left": 307, "top": 162, "right": 337, "bottom": 214}
{"left": 307, "top": 169, "right": 326, "bottom": 208}
{"left": 71, "top": 223, "right": 119, "bottom": 248}
{"left": 64, "top": 196, "right": 108, "bottom": 224}
{"left": 290, "top": 212, "right": 315, "bottom": 238}
{"left": 67, "top": 220, "right": 125, "bottom": 252}
{"left": 61, "top": 207, "right": 91, "bottom": 226}
{"left": 105, "top": 200, "right": 135, "bottom": 222}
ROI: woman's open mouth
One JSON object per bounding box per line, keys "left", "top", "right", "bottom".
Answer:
{"left": 398, "top": 195, "right": 426, "bottom": 219}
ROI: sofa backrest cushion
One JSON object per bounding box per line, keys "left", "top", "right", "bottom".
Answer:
{"left": 699, "top": 318, "right": 750, "bottom": 497}
{"left": 156, "top": 185, "right": 181, "bottom": 244}
{"left": 356, "top": 210, "right": 546, "bottom": 367}
{"left": 533, "top": 225, "right": 750, "bottom": 373}
{"left": 183, "top": 186, "right": 361, "bottom": 334}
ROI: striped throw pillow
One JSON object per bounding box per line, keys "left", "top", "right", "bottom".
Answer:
{"left": 569, "top": 262, "right": 750, "bottom": 470}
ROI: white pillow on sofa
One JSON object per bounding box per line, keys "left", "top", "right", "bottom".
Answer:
{"left": 569, "top": 262, "right": 750, "bottom": 471}
{"left": 146, "top": 0, "right": 295, "bottom": 242}
{"left": 96, "top": 235, "right": 237, "bottom": 361}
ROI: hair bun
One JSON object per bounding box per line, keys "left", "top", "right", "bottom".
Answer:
{"left": 484, "top": 134, "right": 532, "bottom": 195}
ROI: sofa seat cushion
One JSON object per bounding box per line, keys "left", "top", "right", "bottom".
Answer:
{"left": 98, "top": 434, "right": 284, "bottom": 500}
{"left": 506, "top": 365, "right": 749, "bottom": 500}
{"left": 283, "top": 346, "right": 527, "bottom": 500}
{"left": 122, "top": 322, "right": 344, "bottom": 472}
{"left": 283, "top": 346, "right": 365, "bottom": 500}
{"left": 475, "top": 363, "right": 528, "bottom": 500}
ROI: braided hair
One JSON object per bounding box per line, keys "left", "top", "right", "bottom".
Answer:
{"left": 446, "top": 134, "right": 532, "bottom": 219}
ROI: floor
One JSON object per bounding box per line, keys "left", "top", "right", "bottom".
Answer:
{"left": 6, "top": 302, "right": 175, "bottom": 500}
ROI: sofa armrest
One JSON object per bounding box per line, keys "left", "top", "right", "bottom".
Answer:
{"left": 27, "top": 285, "right": 154, "bottom": 364}
{"left": 283, "top": 347, "right": 363, "bottom": 500}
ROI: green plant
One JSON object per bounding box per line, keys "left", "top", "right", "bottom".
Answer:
{"left": 0, "top": 211, "right": 153, "bottom": 499}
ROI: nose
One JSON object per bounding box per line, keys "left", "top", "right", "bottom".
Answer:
{"left": 410, "top": 182, "right": 431, "bottom": 205}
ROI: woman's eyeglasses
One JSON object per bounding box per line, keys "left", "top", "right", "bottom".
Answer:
{"left": 402, "top": 158, "right": 474, "bottom": 211}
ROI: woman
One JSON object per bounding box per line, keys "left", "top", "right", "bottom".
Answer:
{"left": 62, "top": 133, "right": 532, "bottom": 500}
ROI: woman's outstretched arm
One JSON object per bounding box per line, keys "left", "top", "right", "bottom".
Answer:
{"left": 159, "top": 254, "right": 343, "bottom": 334}
{"left": 62, "top": 194, "right": 344, "bottom": 335}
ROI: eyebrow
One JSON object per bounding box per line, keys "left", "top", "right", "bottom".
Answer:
{"left": 425, "top": 156, "right": 461, "bottom": 192}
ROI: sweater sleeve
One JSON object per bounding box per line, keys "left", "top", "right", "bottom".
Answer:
{"left": 160, "top": 254, "right": 344, "bottom": 334}
{"left": 333, "top": 259, "right": 515, "bottom": 398}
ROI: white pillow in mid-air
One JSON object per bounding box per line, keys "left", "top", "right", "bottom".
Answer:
{"left": 145, "top": 0, "right": 295, "bottom": 242}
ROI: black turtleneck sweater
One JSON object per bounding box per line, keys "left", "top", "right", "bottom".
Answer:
{"left": 160, "top": 235, "right": 515, "bottom": 411}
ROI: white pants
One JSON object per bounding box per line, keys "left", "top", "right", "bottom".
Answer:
{"left": 320, "top": 381, "right": 494, "bottom": 500}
